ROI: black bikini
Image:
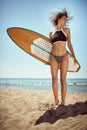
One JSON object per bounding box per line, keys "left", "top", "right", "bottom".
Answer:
{"left": 52, "top": 28, "right": 67, "bottom": 43}
{"left": 51, "top": 28, "right": 67, "bottom": 63}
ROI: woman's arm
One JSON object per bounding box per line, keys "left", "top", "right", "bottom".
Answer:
{"left": 67, "top": 28, "right": 77, "bottom": 60}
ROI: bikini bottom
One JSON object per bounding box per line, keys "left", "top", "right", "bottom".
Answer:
{"left": 51, "top": 52, "right": 68, "bottom": 63}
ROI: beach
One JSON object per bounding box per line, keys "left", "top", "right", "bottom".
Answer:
{"left": 0, "top": 88, "right": 87, "bottom": 130}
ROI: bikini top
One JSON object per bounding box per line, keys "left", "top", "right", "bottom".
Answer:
{"left": 51, "top": 28, "right": 67, "bottom": 44}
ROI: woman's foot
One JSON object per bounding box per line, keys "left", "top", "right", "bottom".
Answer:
{"left": 61, "top": 101, "right": 65, "bottom": 105}
{"left": 55, "top": 99, "right": 59, "bottom": 105}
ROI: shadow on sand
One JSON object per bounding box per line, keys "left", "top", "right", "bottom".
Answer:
{"left": 35, "top": 101, "right": 87, "bottom": 125}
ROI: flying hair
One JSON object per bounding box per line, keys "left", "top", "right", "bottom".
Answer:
{"left": 49, "top": 9, "right": 73, "bottom": 26}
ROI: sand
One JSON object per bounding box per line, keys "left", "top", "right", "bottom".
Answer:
{"left": 0, "top": 88, "right": 87, "bottom": 130}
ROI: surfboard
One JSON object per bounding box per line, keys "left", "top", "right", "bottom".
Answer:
{"left": 7, "top": 27, "right": 80, "bottom": 72}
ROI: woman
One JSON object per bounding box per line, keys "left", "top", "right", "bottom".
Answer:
{"left": 49, "top": 9, "right": 77, "bottom": 105}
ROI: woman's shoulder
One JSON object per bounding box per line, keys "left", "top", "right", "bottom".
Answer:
{"left": 49, "top": 29, "right": 56, "bottom": 38}
{"left": 49, "top": 29, "right": 56, "bottom": 33}
{"left": 64, "top": 27, "right": 70, "bottom": 32}
{"left": 49, "top": 31, "right": 52, "bottom": 39}
{"left": 63, "top": 27, "right": 71, "bottom": 35}
{"left": 63, "top": 27, "right": 70, "bottom": 31}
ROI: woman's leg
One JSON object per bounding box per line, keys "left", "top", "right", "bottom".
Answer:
{"left": 50, "top": 55, "right": 59, "bottom": 105}
{"left": 60, "top": 54, "right": 68, "bottom": 105}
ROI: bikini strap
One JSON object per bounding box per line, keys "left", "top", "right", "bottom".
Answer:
{"left": 51, "top": 30, "right": 56, "bottom": 37}
{"left": 61, "top": 28, "right": 67, "bottom": 37}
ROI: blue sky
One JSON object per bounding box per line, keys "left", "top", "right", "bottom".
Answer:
{"left": 0, "top": 0, "right": 87, "bottom": 78}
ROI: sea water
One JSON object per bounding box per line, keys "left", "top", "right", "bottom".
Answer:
{"left": 0, "top": 78, "right": 87, "bottom": 93}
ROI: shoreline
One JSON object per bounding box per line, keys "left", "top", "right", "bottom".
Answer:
{"left": 0, "top": 78, "right": 87, "bottom": 93}
{"left": 0, "top": 88, "right": 87, "bottom": 130}
{"left": 0, "top": 78, "right": 87, "bottom": 94}
{"left": 0, "top": 87, "right": 87, "bottom": 94}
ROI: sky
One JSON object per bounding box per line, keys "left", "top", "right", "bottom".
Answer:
{"left": 0, "top": 0, "right": 87, "bottom": 78}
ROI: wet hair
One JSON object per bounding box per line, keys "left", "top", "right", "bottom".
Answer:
{"left": 49, "top": 9, "right": 72, "bottom": 26}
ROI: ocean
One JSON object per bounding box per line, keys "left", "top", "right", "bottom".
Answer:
{"left": 0, "top": 78, "right": 87, "bottom": 93}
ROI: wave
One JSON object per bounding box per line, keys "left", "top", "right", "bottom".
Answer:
{"left": 32, "top": 82, "right": 51, "bottom": 86}
{"left": 67, "top": 82, "right": 87, "bottom": 86}
{"left": 0, "top": 81, "right": 87, "bottom": 87}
